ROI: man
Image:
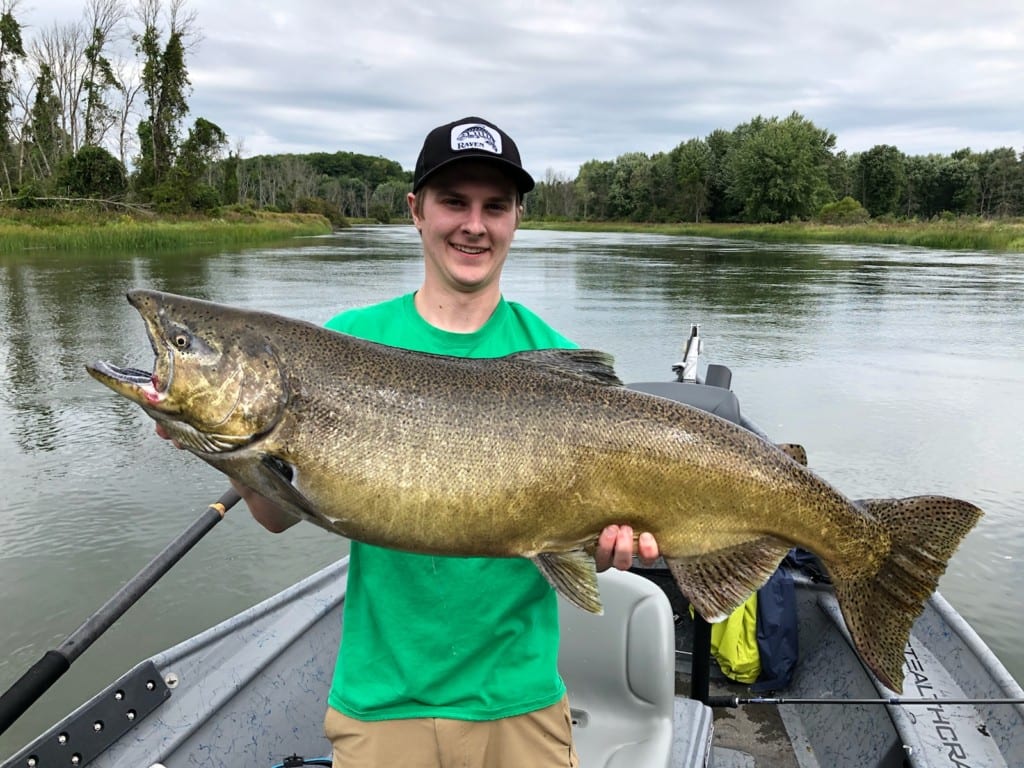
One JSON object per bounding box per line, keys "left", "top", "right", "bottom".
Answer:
{"left": 183, "top": 116, "right": 660, "bottom": 766}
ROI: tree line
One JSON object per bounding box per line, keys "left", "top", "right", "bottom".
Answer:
{"left": 530, "top": 113, "right": 1024, "bottom": 224}
{"left": 223, "top": 152, "right": 411, "bottom": 224}
{"left": 3, "top": 1, "right": 1021, "bottom": 225}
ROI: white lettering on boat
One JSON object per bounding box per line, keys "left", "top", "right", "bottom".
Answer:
{"left": 905, "top": 641, "right": 973, "bottom": 768}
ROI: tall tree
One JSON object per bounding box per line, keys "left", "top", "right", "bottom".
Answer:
{"left": 976, "top": 147, "right": 1021, "bottom": 217}
{"left": 903, "top": 154, "right": 944, "bottom": 218}
{"left": 0, "top": 0, "right": 25, "bottom": 195}
{"left": 703, "top": 128, "right": 739, "bottom": 221}
{"left": 856, "top": 144, "right": 905, "bottom": 217}
{"left": 648, "top": 151, "right": 679, "bottom": 222}
{"left": 608, "top": 151, "right": 654, "bottom": 221}
{"left": 531, "top": 168, "right": 576, "bottom": 219}
{"left": 575, "top": 159, "right": 614, "bottom": 220}
{"left": 26, "top": 61, "right": 63, "bottom": 180}
{"left": 82, "top": 0, "right": 127, "bottom": 147}
{"left": 29, "top": 22, "right": 84, "bottom": 156}
{"left": 155, "top": 115, "right": 224, "bottom": 210}
{"left": 109, "top": 55, "right": 143, "bottom": 168}
{"left": 726, "top": 112, "right": 836, "bottom": 222}
{"left": 671, "top": 137, "right": 712, "bottom": 222}
{"left": 941, "top": 149, "right": 980, "bottom": 215}
{"left": 826, "top": 150, "right": 855, "bottom": 201}
{"left": 133, "top": 0, "right": 195, "bottom": 198}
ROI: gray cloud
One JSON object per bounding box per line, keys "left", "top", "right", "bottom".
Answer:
{"left": 26, "top": 0, "right": 1024, "bottom": 178}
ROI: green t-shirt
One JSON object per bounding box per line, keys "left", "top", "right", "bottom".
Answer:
{"left": 324, "top": 293, "right": 576, "bottom": 721}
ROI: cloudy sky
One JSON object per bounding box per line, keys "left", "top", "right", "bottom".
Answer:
{"left": 24, "top": 0, "right": 1024, "bottom": 180}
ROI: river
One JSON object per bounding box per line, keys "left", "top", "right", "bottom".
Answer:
{"left": 1, "top": 226, "right": 1022, "bottom": 755}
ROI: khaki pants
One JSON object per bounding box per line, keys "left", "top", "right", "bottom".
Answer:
{"left": 323, "top": 695, "right": 579, "bottom": 767}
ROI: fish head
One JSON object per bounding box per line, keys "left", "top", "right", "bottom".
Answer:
{"left": 86, "top": 289, "right": 290, "bottom": 454}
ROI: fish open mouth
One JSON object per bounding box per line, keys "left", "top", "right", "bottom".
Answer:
{"left": 91, "top": 362, "right": 154, "bottom": 384}
{"left": 86, "top": 360, "right": 167, "bottom": 405}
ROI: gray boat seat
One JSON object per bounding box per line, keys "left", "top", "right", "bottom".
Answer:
{"left": 627, "top": 380, "right": 742, "bottom": 426}
{"left": 558, "top": 569, "right": 676, "bottom": 768}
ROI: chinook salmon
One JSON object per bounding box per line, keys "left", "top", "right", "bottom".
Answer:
{"left": 87, "top": 289, "right": 982, "bottom": 692}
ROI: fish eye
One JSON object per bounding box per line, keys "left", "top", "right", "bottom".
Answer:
{"left": 173, "top": 332, "right": 191, "bottom": 350}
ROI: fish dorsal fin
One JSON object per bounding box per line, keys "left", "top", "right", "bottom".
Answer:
{"left": 532, "top": 550, "right": 604, "bottom": 614}
{"left": 509, "top": 349, "right": 622, "bottom": 387}
{"left": 666, "top": 537, "right": 790, "bottom": 622}
{"left": 776, "top": 443, "right": 808, "bottom": 466}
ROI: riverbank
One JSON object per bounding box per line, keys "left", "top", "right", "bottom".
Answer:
{"left": 522, "top": 218, "right": 1024, "bottom": 252}
{"left": 0, "top": 208, "right": 333, "bottom": 253}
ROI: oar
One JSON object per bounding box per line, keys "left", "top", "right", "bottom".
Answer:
{"left": 0, "top": 488, "right": 241, "bottom": 736}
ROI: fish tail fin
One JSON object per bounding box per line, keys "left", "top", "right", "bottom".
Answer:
{"left": 832, "top": 495, "right": 982, "bottom": 691}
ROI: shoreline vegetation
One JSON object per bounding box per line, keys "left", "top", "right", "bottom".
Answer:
{"left": 0, "top": 209, "right": 333, "bottom": 254}
{"left": 3, "top": 207, "right": 1022, "bottom": 254}
{"left": 522, "top": 217, "right": 1024, "bottom": 252}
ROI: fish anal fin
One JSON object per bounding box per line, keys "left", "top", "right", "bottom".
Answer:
{"left": 666, "top": 538, "right": 790, "bottom": 622}
{"left": 509, "top": 349, "right": 622, "bottom": 387}
{"left": 533, "top": 550, "right": 604, "bottom": 614}
{"left": 776, "top": 443, "right": 808, "bottom": 466}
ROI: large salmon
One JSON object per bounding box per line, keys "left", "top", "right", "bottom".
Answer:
{"left": 87, "top": 290, "right": 982, "bottom": 692}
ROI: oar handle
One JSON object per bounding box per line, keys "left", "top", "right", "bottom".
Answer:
{"left": 0, "top": 652, "right": 71, "bottom": 735}
{"left": 0, "top": 489, "right": 241, "bottom": 737}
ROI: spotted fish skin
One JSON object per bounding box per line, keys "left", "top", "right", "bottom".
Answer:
{"left": 86, "top": 289, "right": 983, "bottom": 692}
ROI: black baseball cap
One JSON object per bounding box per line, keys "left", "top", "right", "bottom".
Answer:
{"left": 412, "top": 116, "right": 535, "bottom": 195}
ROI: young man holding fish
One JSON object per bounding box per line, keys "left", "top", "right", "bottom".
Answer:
{"left": 191, "top": 117, "right": 660, "bottom": 766}
{"left": 108, "top": 115, "right": 982, "bottom": 766}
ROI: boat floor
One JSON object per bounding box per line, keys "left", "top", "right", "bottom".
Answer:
{"left": 677, "top": 669, "right": 797, "bottom": 768}
{"left": 655, "top": 566, "right": 799, "bottom": 767}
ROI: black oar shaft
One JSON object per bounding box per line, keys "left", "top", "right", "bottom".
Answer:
{"left": 0, "top": 489, "right": 241, "bottom": 736}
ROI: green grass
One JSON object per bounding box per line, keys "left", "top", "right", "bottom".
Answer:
{"left": 0, "top": 208, "right": 333, "bottom": 253}
{"left": 522, "top": 218, "right": 1024, "bottom": 252}
{"left": 10, "top": 207, "right": 1019, "bottom": 254}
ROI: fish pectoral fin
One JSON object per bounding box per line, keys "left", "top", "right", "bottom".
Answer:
{"left": 253, "top": 454, "right": 319, "bottom": 518}
{"left": 666, "top": 537, "right": 790, "bottom": 622}
{"left": 508, "top": 349, "right": 622, "bottom": 387}
{"left": 776, "top": 443, "right": 808, "bottom": 466}
{"left": 532, "top": 550, "right": 604, "bottom": 615}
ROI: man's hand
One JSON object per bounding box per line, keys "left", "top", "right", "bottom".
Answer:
{"left": 595, "top": 525, "right": 659, "bottom": 572}
{"left": 153, "top": 423, "right": 298, "bottom": 533}
{"left": 154, "top": 422, "right": 181, "bottom": 447}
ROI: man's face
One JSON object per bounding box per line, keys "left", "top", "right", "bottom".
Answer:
{"left": 410, "top": 162, "right": 521, "bottom": 296}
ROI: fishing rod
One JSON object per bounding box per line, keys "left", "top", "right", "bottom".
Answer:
{"left": 0, "top": 488, "right": 241, "bottom": 737}
{"left": 709, "top": 695, "right": 1024, "bottom": 708}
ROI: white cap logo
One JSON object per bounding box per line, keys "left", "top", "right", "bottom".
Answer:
{"left": 450, "top": 123, "right": 502, "bottom": 155}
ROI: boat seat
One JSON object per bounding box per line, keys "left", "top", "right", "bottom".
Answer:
{"left": 558, "top": 569, "right": 676, "bottom": 768}
{"left": 627, "top": 380, "right": 742, "bottom": 425}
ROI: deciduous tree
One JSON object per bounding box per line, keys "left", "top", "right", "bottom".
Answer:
{"left": 726, "top": 112, "right": 836, "bottom": 222}
{"left": 856, "top": 144, "right": 905, "bottom": 217}
{"left": 671, "top": 137, "right": 711, "bottom": 222}
{"left": 133, "top": 0, "right": 195, "bottom": 199}
{"left": 0, "top": 0, "right": 25, "bottom": 195}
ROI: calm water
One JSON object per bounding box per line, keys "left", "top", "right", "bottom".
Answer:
{"left": 1, "top": 227, "right": 1022, "bottom": 755}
